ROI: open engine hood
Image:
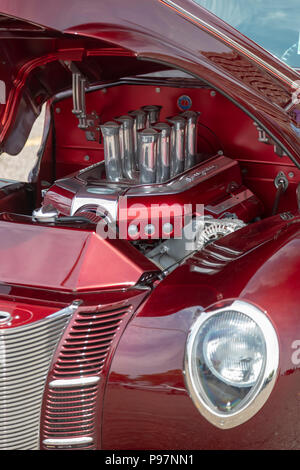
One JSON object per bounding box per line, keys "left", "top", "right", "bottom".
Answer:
{"left": 0, "top": 16, "right": 169, "bottom": 155}
{"left": 0, "top": 0, "right": 299, "bottom": 164}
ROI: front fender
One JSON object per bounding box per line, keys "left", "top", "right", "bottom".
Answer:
{"left": 102, "top": 213, "right": 300, "bottom": 449}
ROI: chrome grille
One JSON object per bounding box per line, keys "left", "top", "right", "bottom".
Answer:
{"left": 43, "top": 384, "right": 98, "bottom": 449}
{"left": 0, "top": 304, "right": 77, "bottom": 450}
{"left": 53, "top": 305, "right": 131, "bottom": 378}
{"left": 43, "top": 302, "right": 133, "bottom": 449}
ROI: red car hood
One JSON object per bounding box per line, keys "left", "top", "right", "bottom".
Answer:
{"left": 0, "top": 0, "right": 299, "bottom": 162}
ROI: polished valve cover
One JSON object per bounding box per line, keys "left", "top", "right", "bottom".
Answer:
{"left": 44, "top": 154, "right": 262, "bottom": 239}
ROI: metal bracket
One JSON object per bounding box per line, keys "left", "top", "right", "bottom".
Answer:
{"left": 72, "top": 70, "right": 100, "bottom": 142}
{"left": 32, "top": 205, "right": 59, "bottom": 223}
{"left": 274, "top": 171, "right": 289, "bottom": 192}
{"left": 253, "top": 122, "right": 287, "bottom": 157}
{"left": 84, "top": 111, "right": 101, "bottom": 142}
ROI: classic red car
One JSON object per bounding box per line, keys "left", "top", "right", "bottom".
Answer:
{"left": 0, "top": 0, "right": 298, "bottom": 451}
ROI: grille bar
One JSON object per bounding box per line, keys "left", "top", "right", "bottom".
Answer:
{"left": 0, "top": 302, "right": 79, "bottom": 450}
{"left": 49, "top": 377, "right": 100, "bottom": 388}
{"left": 43, "top": 437, "right": 94, "bottom": 448}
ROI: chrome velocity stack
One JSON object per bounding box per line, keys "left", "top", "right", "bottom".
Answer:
{"left": 142, "top": 105, "right": 162, "bottom": 127}
{"left": 138, "top": 128, "right": 159, "bottom": 184}
{"left": 101, "top": 106, "right": 199, "bottom": 185}
{"left": 116, "top": 115, "right": 135, "bottom": 180}
{"left": 100, "top": 121, "right": 123, "bottom": 182}
{"left": 153, "top": 123, "right": 171, "bottom": 183}
{"left": 128, "top": 109, "right": 147, "bottom": 168}
{"left": 181, "top": 110, "right": 200, "bottom": 169}
{"left": 167, "top": 115, "right": 186, "bottom": 178}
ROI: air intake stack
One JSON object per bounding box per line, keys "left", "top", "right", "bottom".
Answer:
{"left": 100, "top": 105, "right": 200, "bottom": 185}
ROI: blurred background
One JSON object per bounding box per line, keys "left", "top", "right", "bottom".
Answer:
{"left": 0, "top": 106, "right": 45, "bottom": 181}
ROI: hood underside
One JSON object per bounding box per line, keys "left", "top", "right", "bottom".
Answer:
{"left": 0, "top": 21, "right": 170, "bottom": 155}
{"left": 0, "top": 0, "right": 299, "bottom": 161}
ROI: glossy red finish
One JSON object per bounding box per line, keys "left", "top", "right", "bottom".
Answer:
{"left": 0, "top": 0, "right": 299, "bottom": 165}
{"left": 45, "top": 153, "right": 262, "bottom": 240}
{"left": 0, "top": 218, "right": 157, "bottom": 292}
{"left": 43, "top": 184, "right": 76, "bottom": 216}
{"left": 121, "top": 156, "right": 261, "bottom": 237}
{"left": 0, "top": 36, "right": 163, "bottom": 154}
{"left": 0, "top": 0, "right": 298, "bottom": 452}
{"left": 52, "top": 82, "right": 297, "bottom": 178}
{"left": 50, "top": 80, "right": 300, "bottom": 218}
{"left": 103, "top": 213, "right": 300, "bottom": 449}
{"left": 0, "top": 299, "right": 59, "bottom": 328}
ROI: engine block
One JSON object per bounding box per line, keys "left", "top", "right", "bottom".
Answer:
{"left": 42, "top": 105, "right": 263, "bottom": 240}
{"left": 44, "top": 154, "right": 262, "bottom": 240}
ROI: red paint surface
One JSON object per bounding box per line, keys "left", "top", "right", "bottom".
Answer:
{"left": 103, "top": 213, "right": 300, "bottom": 449}
{"left": 0, "top": 219, "right": 157, "bottom": 292}
{"left": 0, "top": 0, "right": 297, "bottom": 451}
{"left": 0, "top": 0, "right": 298, "bottom": 165}
{"left": 51, "top": 81, "right": 300, "bottom": 218}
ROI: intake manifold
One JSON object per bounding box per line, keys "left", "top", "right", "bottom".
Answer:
{"left": 100, "top": 105, "right": 200, "bottom": 184}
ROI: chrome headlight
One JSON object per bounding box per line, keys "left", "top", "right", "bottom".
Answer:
{"left": 185, "top": 300, "right": 279, "bottom": 429}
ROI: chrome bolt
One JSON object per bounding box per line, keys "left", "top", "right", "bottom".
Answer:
{"left": 128, "top": 224, "right": 139, "bottom": 237}
{"left": 162, "top": 222, "right": 173, "bottom": 234}
{"left": 144, "top": 224, "right": 155, "bottom": 236}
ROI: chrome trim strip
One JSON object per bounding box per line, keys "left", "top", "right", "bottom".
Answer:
{"left": 160, "top": 0, "right": 294, "bottom": 87}
{"left": 190, "top": 265, "right": 217, "bottom": 275}
{"left": 210, "top": 244, "right": 243, "bottom": 256}
{"left": 43, "top": 437, "right": 93, "bottom": 447}
{"left": 49, "top": 376, "right": 100, "bottom": 389}
{"left": 200, "top": 250, "right": 233, "bottom": 262}
{"left": 195, "top": 258, "right": 224, "bottom": 268}
{"left": 47, "top": 301, "right": 81, "bottom": 319}
{"left": 0, "top": 311, "right": 12, "bottom": 324}
{"left": 203, "top": 245, "right": 241, "bottom": 261}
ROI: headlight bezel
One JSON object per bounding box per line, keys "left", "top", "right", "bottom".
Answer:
{"left": 184, "top": 300, "right": 279, "bottom": 429}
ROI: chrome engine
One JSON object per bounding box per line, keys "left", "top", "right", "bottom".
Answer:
{"left": 100, "top": 106, "right": 199, "bottom": 184}
{"left": 38, "top": 103, "right": 263, "bottom": 270}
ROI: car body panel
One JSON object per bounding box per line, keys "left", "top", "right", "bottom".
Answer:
{"left": 0, "top": 217, "right": 157, "bottom": 291}
{"left": 0, "top": 0, "right": 298, "bottom": 451}
{"left": 103, "top": 213, "right": 300, "bottom": 449}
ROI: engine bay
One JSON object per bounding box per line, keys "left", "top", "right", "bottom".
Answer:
{"left": 2, "top": 71, "right": 299, "bottom": 275}
{"left": 36, "top": 91, "right": 264, "bottom": 271}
